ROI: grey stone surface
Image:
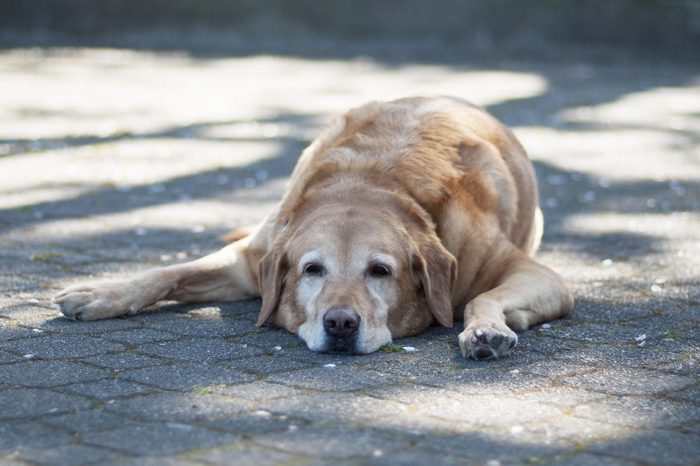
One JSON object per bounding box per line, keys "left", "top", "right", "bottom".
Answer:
{"left": 588, "top": 430, "right": 700, "bottom": 466}
{"left": 135, "top": 338, "right": 263, "bottom": 363}
{"left": 120, "top": 363, "right": 256, "bottom": 390}
{"left": 83, "top": 423, "right": 239, "bottom": 455}
{"left": 0, "top": 360, "right": 108, "bottom": 387}
{"left": 0, "top": 389, "right": 93, "bottom": 421}
{"left": 1, "top": 38, "right": 699, "bottom": 466}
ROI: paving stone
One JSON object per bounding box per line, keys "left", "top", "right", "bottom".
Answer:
{"left": 0, "top": 335, "right": 125, "bottom": 359}
{"left": 193, "top": 443, "right": 308, "bottom": 466}
{"left": 16, "top": 443, "right": 123, "bottom": 466}
{"left": 61, "top": 379, "right": 154, "bottom": 400}
{"left": 0, "top": 351, "right": 22, "bottom": 364}
{"left": 267, "top": 366, "right": 398, "bottom": 391}
{"left": 588, "top": 430, "right": 700, "bottom": 465}
{"left": 79, "top": 352, "right": 166, "bottom": 370}
{"left": 120, "top": 363, "right": 255, "bottom": 390}
{"left": 40, "top": 410, "right": 136, "bottom": 433}
{"left": 0, "top": 361, "right": 108, "bottom": 387}
{"left": 414, "top": 430, "right": 567, "bottom": 463}
{"left": 666, "top": 384, "right": 700, "bottom": 404}
{"left": 259, "top": 392, "right": 409, "bottom": 423}
{"left": 562, "top": 367, "right": 694, "bottom": 396}
{"left": 83, "top": 423, "right": 238, "bottom": 456}
{"left": 413, "top": 394, "right": 562, "bottom": 428}
{"left": 546, "top": 452, "right": 639, "bottom": 466}
{"left": 0, "top": 388, "right": 92, "bottom": 421}
{"left": 252, "top": 426, "right": 409, "bottom": 460}
{"left": 0, "top": 319, "right": 42, "bottom": 341}
{"left": 99, "top": 328, "right": 180, "bottom": 345}
{"left": 21, "top": 315, "right": 142, "bottom": 334}
{"left": 513, "top": 415, "right": 631, "bottom": 445}
{"left": 105, "top": 392, "right": 252, "bottom": 422}
{"left": 135, "top": 338, "right": 263, "bottom": 363}
{"left": 202, "top": 413, "right": 295, "bottom": 435}
{"left": 226, "top": 354, "right": 314, "bottom": 374}
{"left": 146, "top": 316, "right": 256, "bottom": 338}
{"left": 209, "top": 381, "right": 307, "bottom": 401}
{"left": 0, "top": 421, "right": 74, "bottom": 455}
{"left": 572, "top": 395, "right": 700, "bottom": 429}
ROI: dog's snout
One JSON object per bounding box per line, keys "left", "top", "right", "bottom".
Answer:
{"left": 323, "top": 307, "right": 360, "bottom": 337}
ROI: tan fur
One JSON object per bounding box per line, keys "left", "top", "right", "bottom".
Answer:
{"left": 55, "top": 96, "right": 573, "bottom": 359}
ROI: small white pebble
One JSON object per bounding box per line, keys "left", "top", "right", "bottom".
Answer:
{"left": 651, "top": 284, "right": 663, "bottom": 293}
{"left": 510, "top": 425, "right": 524, "bottom": 435}
{"left": 581, "top": 191, "right": 596, "bottom": 203}
{"left": 541, "top": 323, "right": 551, "bottom": 329}
{"left": 22, "top": 354, "right": 34, "bottom": 359}
{"left": 253, "top": 410, "right": 271, "bottom": 417}
{"left": 27, "top": 298, "right": 39, "bottom": 304}
{"left": 176, "top": 252, "right": 188, "bottom": 259}
{"left": 31, "top": 328, "right": 43, "bottom": 333}
{"left": 602, "top": 259, "right": 613, "bottom": 266}
{"left": 288, "top": 425, "right": 298, "bottom": 431}
{"left": 242, "top": 344, "right": 248, "bottom": 348}
{"left": 654, "top": 278, "right": 667, "bottom": 284}
{"left": 546, "top": 174, "right": 567, "bottom": 186}
{"left": 637, "top": 340, "right": 647, "bottom": 348}
{"left": 191, "top": 225, "right": 206, "bottom": 233}
{"left": 635, "top": 334, "right": 647, "bottom": 342}
{"left": 509, "top": 369, "right": 520, "bottom": 374}
{"left": 274, "top": 346, "right": 282, "bottom": 351}
{"left": 475, "top": 329, "right": 483, "bottom": 337}
{"left": 324, "top": 363, "right": 336, "bottom": 368}
{"left": 487, "top": 461, "right": 501, "bottom": 466}
{"left": 372, "top": 450, "right": 384, "bottom": 457}
{"left": 402, "top": 346, "right": 416, "bottom": 352}
{"left": 159, "top": 254, "right": 172, "bottom": 262}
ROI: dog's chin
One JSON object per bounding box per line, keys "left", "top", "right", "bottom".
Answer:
{"left": 319, "top": 336, "right": 360, "bottom": 354}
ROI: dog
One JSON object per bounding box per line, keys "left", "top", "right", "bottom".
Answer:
{"left": 55, "top": 96, "right": 573, "bottom": 360}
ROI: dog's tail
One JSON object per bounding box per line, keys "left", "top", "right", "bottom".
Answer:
{"left": 220, "top": 225, "right": 256, "bottom": 243}
{"left": 528, "top": 207, "right": 544, "bottom": 256}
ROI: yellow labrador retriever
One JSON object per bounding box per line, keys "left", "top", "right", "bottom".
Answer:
{"left": 55, "top": 97, "right": 573, "bottom": 360}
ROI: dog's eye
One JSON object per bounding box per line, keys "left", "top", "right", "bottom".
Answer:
{"left": 368, "top": 263, "right": 391, "bottom": 278}
{"left": 303, "top": 262, "right": 325, "bottom": 276}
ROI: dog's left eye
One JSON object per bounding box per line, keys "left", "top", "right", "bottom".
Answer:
{"left": 368, "top": 263, "right": 391, "bottom": 277}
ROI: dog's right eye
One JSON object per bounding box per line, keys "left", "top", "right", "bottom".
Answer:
{"left": 303, "top": 263, "right": 325, "bottom": 276}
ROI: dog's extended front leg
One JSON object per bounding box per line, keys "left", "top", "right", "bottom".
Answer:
{"left": 55, "top": 238, "right": 259, "bottom": 321}
{"left": 458, "top": 245, "right": 573, "bottom": 360}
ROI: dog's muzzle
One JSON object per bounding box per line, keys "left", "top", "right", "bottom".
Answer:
{"left": 322, "top": 307, "right": 360, "bottom": 353}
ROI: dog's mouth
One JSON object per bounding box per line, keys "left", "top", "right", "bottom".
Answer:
{"left": 320, "top": 336, "right": 359, "bottom": 354}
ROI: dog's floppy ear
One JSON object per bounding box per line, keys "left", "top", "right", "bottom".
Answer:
{"left": 256, "top": 244, "right": 288, "bottom": 326}
{"left": 412, "top": 235, "right": 457, "bottom": 328}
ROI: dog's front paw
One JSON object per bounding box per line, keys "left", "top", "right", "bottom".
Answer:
{"left": 54, "top": 282, "right": 137, "bottom": 321}
{"left": 458, "top": 324, "right": 518, "bottom": 360}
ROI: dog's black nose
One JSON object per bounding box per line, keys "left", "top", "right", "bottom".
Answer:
{"left": 323, "top": 308, "right": 360, "bottom": 337}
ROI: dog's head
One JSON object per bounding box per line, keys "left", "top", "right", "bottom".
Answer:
{"left": 255, "top": 196, "right": 456, "bottom": 354}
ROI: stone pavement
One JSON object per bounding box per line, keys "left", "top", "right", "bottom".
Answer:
{"left": 1, "top": 45, "right": 699, "bottom": 465}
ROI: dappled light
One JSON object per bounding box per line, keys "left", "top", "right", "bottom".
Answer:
{"left": 1, "top": 19, "right": 699, "bottom": 466}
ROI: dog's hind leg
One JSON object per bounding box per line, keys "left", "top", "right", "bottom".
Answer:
{"left": 458, "top": 243, "right": 573, "bottom": 360}
{"left": 54, "top": 236, "right": 260, "bottom": 321}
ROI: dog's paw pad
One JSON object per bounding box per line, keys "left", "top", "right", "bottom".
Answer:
{"left": 458, "top": 325, "right": 518, "bottom": 360}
